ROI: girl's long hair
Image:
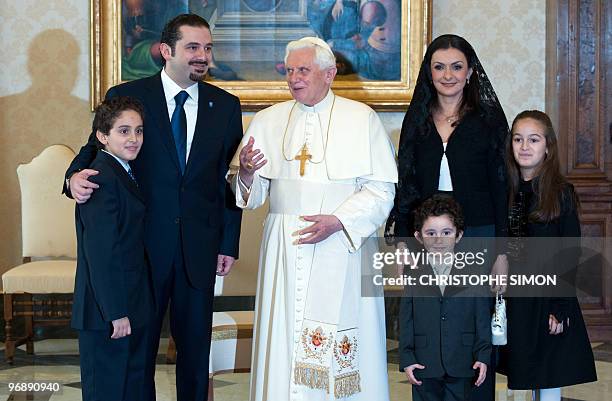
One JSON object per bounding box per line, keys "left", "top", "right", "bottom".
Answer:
{"left": 506, "top": 110, "right": 578, "bottom": 222}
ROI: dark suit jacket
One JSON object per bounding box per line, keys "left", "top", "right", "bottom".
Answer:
{"left": 72, "top": 151, "right": 152, "bottom": 330}
{"left": 65, "top": 73, "right": 243, "bottom": 290}
{"left": 399, "top": 264, "right": 491, "bottom": 379}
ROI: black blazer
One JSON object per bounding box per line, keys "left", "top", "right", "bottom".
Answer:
{"left": 65, "top": 73, "right": 243, "bottom": 290}
{"left": 395, "top": 111, "right": 508, "bottom": 237}
{"left": 399, "top": 264, "right": 491, "bottom": 379}
{"left": 499, "top": 182, "right": 597, "bottom": 389}
{"left": 72, "top": 151, "right": 152, "bottom": 330}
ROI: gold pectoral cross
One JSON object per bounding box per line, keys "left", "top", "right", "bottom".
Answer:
{"left": 294, "top": 144, "right": 312, "bottom": 177}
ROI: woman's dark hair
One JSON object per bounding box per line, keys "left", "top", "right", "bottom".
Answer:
{"left": 93, "top": 96, "right": 144, "bottom": 149}
{"left": 413, "top": 194, "right": 465, "bottom": 235}
{"left": 421, "top": 34, "right": 481, "bottom": 123}
{"left": 506, "top": 110, "right": 578, "bottom": 222}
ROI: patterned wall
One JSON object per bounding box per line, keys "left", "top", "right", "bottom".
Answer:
{"left": 0, "top": 0, "right": 89, "bottom": 99}
{"left": 0, "top": 0, "right": 546, "bottom": 277}
{"left": 433, "top": 0, "right": 546, "bottom": 123}
{"left": 0, "top": 0, "right": 90, "bottom": 275}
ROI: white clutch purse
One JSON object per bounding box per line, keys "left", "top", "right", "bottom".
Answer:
{"left": 491, "top": 292, "right": 507, "bottom": 345}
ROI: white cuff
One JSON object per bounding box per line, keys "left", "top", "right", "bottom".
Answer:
{"left": 237, "top": 173, "right": 252, "bottom": 194}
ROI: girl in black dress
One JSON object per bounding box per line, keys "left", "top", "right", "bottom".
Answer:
{"left": 501, "top": 110, "right": 597, "bottom": 400}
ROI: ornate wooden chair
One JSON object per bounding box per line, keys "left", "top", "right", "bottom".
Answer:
{"left": 2, "top": 145, "right": 77, "bottom": 363}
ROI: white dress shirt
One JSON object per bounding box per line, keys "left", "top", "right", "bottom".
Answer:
{"left": 431, "top": 261, "right": 453, "bottom": 295}
{"left": 438, "top": 142, "right": 453, "bottom": 191}
{"left": 101, "top": 149, "right": 131, "bottom": 173}
{"left": 160, "top": 68, "right": 199, "bottom": 163}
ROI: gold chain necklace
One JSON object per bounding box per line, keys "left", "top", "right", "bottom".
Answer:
{"left": 281, "top": 94, "right": 336, "bottom": 165}
{"left": 444, "top": 115, "right": 459, "bottom": 124}
{"left": 434, "top": 113, "right": 458, "bottom": 124}
{"left": 434, "top": 110, "right": 459, "bottom": 124}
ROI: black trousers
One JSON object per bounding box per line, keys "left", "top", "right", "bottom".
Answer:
{"left": 412, "top": 376, "right": 473, "bottom": 401}
{"left": 462, "top": 225, "right": 497, "bottom": 401}
{"left": 143, "top": 240, "right": 215, "bottom": 401}
{"left": 79, "top": 327, "right": 147, "bottom": 401}
{"left": 470, "top": 345, "right": 497, "bottom": 401}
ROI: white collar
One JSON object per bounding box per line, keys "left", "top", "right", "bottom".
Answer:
{"left": 101, "top": 149, "right": 131, "bottom": 173}
{"left": 161, "top": 68, "right": 199, "bottom": 104}
{"left": 297, "top": 90, "right": 334, "bottom": 113}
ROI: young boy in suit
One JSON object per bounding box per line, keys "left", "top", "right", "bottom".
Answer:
{"left": 71, "top": 96, "right": 153, "bottom": 401}
{"left": 399, "top": 195, "right": 491, "bottom": 401}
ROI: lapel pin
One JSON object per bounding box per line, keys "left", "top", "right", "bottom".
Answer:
{"left": 209, "top": 101, "right": 213, "bottom": 108}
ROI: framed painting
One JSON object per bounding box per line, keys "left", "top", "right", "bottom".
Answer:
{"left": 91, "top": 0, "right": 431, "bottom": 111}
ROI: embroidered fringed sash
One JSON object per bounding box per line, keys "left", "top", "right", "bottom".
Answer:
{"left": 292, "top": 225, "right": 361, "bottom": 398}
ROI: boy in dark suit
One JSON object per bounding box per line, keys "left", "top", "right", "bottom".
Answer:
{"left": 399, "top": 195, "right": 491, "bottom": 401}
{"left": 71, "top": 96, "right": 153, "bottom": 401}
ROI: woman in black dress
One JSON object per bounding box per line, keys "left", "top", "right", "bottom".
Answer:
{"left": 501, "top": 110, "right": 597, "bottom": 400}
{"left": 386, "top": 34, "right": 509, "bottom": 401}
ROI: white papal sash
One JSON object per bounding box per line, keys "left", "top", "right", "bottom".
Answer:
{"left": 270, "top": 179, "right": 362, "bottom": 398}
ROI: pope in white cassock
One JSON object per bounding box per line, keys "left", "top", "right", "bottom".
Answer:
{"left": 230, "top": 37, "right": 397, "bottom": 401}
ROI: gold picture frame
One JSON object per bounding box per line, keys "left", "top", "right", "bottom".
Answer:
{"left": 91, "top": 0, "right": 431, "bottom": 111}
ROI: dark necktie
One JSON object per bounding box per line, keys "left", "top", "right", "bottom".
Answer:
{"left": 127, "top": 167, "right": 138, "bottom": 185}
{"left": 171, "top": 90, "right": 189, "bottom": 174}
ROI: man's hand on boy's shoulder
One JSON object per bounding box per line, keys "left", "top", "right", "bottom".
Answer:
{"left": 111, "top": 317, "right": 131, "bottom": 339}
{"left": 472, "top": 361, "right": 487, "bottom": 386}
{"left": 404, "top": 364, "right": 425, "bottom": 385}
{"left": 69, "top": 169, "right": 100, "bottom": 204}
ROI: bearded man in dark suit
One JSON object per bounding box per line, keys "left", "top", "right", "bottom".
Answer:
{"left": 64, "top": 14, "right": 243, "bottom": 401}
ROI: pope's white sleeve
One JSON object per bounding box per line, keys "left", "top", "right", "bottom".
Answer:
{"left": 232, "top": 173, "right": 270, "bottom": 210}
{"left": 333, "top": 178, "right": 395, "bottom": 252}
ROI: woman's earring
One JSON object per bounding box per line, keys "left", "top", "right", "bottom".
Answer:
{"left": 467, "top": 77, "right": 470, "bottom": 85}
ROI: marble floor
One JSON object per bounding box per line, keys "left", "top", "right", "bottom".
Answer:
{"left": 0, "top": 339, "right": 610, "bottom": 401}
